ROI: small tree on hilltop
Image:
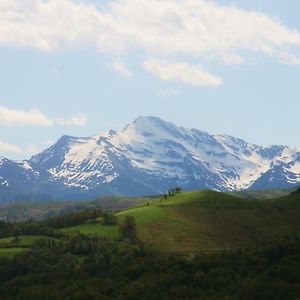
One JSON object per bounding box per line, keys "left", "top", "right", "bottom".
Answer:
{"left": 119, "top": 216, "right": 137, "bottom": 243}
{"left": 175, "top": 186, "right": 182, "bottom": 193}
{"left": 168, "top": 188, "right": 175, "bottom": 196}
{"left": 168, "top": 186, "right": 182, "bottom": 196}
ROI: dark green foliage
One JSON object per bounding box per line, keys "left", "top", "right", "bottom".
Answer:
{"left": 12, "top": 225, "right": 21, "bottom": 241}
{"left": 102, "top": 212, "right": 117, "bottom": 226}
{"left": 0, "top": 220, "right": 59, "bottom": 239}
{"left": 291, "top": 187, "right": 300, "bottom": 195}
{"left": 1, "top": 191, "right": 300, "bottom": 299}
{"left": 0, "top": 235, "right": 300, "bottom": 299}
{"left": 0, "top": 210, "right": 103, "bottom": 239}
{"left": 167, "top": 186, "right": 182, "bottom": 197}
{"left": 168, "top": 188, "right": 175, "bottom": 196}
{"left": 175, "top": 186, "right": 182, "bottom": 193}
{"left": 46, "top": 210, "right": 103, "bottom": 228}
{"left": 119, "top": 216, "right": 138, "bottom": 242}
{"left": 0, "top": 221, "right": 12, "bottom": 235}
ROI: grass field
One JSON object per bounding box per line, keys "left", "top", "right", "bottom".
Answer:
{"left": 2, "top": 190, "right": 300, "bottom": 255}
{"left": 0, "top": 248, "right": 28, "bottom": 258}
{"left": 0, "top": 235, "right": 57, "bottom": 247}
{"left": 62, "top": 222, "right": 119, "bottom": 237}
{"left": 0, "top": 235, "right": 58, "bottom": 258}
{"left": 62, "top": 190, "right": 300, "bottom": 253}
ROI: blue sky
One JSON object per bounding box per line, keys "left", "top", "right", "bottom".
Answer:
{"left": 0, "top": 0, "right": 300, "bottom": 159}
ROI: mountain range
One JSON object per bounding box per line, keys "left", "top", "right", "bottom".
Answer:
{"left": 1, "top": 116, "right": 300, "bottom": 202}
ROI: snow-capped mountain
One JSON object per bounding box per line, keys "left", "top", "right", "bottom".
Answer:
{"left": 1, "top": 116, "right": 300, "bottom": 202}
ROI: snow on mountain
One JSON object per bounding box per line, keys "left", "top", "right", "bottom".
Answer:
{"left": 1, "top": 116, "right": 300, "bottom": 201}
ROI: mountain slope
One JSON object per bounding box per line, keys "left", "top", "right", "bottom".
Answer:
{"left": 1, "top": 116, "right": 300, "bottom": 201}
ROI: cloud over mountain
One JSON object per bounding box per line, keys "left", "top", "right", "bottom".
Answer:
{"left": 1, "top": 0, "right": 300, "bottom": 85}
{"left": 0, "top": 140, "right": 22, "bottom": 153}
{"left": 144, "top": 59, "right": 222, "bottom": 86}
{"left": 0, "top": 106, "right": 87, "bottom": 127}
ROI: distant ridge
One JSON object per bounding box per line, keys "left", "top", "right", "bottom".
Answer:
{"left": 1, "top": 116, "right": 300, "bottom": 202}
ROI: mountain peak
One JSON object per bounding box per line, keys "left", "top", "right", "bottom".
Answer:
{"left": 123, "top": 116, "right": 175, "bottom": 135}
{"left": 131, "top": 116, "right": 168, "bottom": 127}
{"left": 2, "top": 116, "right": 300, "bottom": 202}
{"left": 134, "top": 115, "right": 163, "bottom": 121}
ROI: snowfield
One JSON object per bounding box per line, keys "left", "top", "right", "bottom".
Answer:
{"left": 1, "top": 116, "right": 300, "bottom": 200}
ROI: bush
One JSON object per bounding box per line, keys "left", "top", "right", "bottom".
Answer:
{"left": 118, "top": 216, "right": 137, "bottom": 243}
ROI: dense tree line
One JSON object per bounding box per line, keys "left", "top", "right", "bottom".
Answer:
{"left": 0, "top": 220, "right": 58, "bottom": 239}
{"left": 0, "top": 209, "right": 104, "bottom": 239}
{"left": 291, "top": 187, "right": 300, "bottom": 195}
{"left": 102, "top": 212, "right": 118, "bottom": 226}
{"left": 46, "top": 210, "right": 103, "bottom": 229}
{"left": 0, "top": 234, "right": 300, "bottom": 299}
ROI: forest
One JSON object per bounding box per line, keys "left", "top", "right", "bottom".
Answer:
{"left": 1, "top": 190, "right": 300, "bottom": 299}
{"left": 0, "top": 208, "right": 299, "bottom": 299}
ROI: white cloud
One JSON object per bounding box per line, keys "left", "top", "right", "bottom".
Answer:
{"left": 0, "top": 140, "right": 22, "bottom": 153}
{"left": 278, "top": 53, "right": 300, "bottom": 65}
{"left": 42, "top": 139, "right": 55, "bottom": 147}
{"left": 0, "top": 0, "right": 300, "bottom": 64}
{"left": 54, "top": 113, "right": 88, "bottom": 126}
{"left": 111, "top": 58, "right": 132, "bottom": 77}
{"left": 25, "top": 145, "right": 41, "bottom": 156}
{"left": 0, "top": 139, "right": 55, "bottom": 157}
{"left": 0, "top": 106, "right": 53, "bottom": 126}
{"left": 0, "top": 106, "right": 87, "bottom": 127}
{"left": 1, "top": 0, "right": 300, "bottom": 87}
{"left": 25, "top": 140, "right": 53, "bottom": 155}
{"left": 144, "top": 59, "right": 222, "bottom": 86}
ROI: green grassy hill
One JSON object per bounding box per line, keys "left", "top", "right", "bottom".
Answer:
{"left": 63, "top": 190, "right": 300, "bottom": 253}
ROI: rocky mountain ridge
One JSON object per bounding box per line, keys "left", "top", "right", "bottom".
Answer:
{"left": 1, "top": 116, "right": 300, "bottom": 202}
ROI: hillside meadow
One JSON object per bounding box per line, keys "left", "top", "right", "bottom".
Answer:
{"left": 60, "top": 190, "right": 300, "bottom": 253}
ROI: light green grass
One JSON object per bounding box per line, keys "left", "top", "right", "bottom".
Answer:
{"left": 0, "top": 248, "right": 28, "bottom": 258}
{"left": 61, "top": 222, "right": 119, "bottom": 238}
{"left": 61, "top": 204, "right": 168, "bottom": 237}
{"left": 0, "top": 235, "right": 56, "bottom": 247}
{"left": 117, "top": 205, "right": 168, "bottom": 224}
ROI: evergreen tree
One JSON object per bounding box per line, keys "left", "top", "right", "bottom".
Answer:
{"left": 119, "top": 216, "right": 137, "bottom": 242}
